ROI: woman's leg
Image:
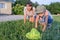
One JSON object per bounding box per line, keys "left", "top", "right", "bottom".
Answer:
{"left": 29, "top": 16, "right": 34, "bottom": 23}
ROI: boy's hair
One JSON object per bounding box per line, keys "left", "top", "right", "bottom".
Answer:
{"left": 36, "top": 5, "right": 46, "bottom": 14}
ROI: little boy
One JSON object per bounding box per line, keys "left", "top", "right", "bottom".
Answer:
{"left": 35, "top": 5, "right": 53, "bottom": 32}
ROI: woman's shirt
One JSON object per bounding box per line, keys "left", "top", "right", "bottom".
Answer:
{"left": 24, "top": 7, "right": 35, "bottom": 16}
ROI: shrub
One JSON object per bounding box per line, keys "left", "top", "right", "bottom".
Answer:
{"left": 12, "top": 4, "right": 24, "bottom": 15}
{"left": 45, "top": 2, "right": 60, "bottom": 15}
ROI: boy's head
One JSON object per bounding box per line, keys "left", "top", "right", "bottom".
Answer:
{"left": 36, "top": 5, "right": 46, "bottom": 17}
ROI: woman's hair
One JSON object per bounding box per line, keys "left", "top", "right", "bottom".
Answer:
{"left": 26, "top": 2, "right": 33, "bottom": 10}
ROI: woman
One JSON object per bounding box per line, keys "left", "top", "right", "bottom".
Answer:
{"left": 24, "top": 2, "right": 35, "bottom": 23}
{"left": 35, "top": 5, "right": 53, "bottom": 32}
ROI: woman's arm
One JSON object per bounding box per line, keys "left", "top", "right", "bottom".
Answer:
{"left": 32, "top": 7, "right": 35, "bottom": 15}
{"left": 35, "top": 15, "right": 39, "bottom": 28}
{"left": 30, "top": 7, "right": 35, "bottom": 16}
{"left": 24, "top": 14, "right": 26, "bottom": 24}
{"left": 29, "top": 7, "right": 35, "bottom": 22}
{"left": 24, "top": 7, "right": 27, "bottom": 24}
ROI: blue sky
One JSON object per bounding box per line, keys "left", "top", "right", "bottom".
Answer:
{"left": 31, "top": 0, "right": 60, "bottom": 5}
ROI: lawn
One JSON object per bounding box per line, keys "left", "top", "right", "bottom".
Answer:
{"left": 0, "top": 16, "right": 60, "bottom": 40}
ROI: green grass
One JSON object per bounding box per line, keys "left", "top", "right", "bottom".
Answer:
{"left": 42, "top": 16, "right": 60, "bottom": 40}
{"left": 0, "top": 16, "right": 60, "bottom": 40}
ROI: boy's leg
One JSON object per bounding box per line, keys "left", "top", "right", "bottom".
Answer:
{"left": 47, "top": 18, "right": 53, "bottom": 29}
{"left": 47, "top": 23, "right": 52, "bottom": 29}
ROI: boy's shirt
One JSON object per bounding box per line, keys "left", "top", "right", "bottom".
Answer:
{"left": 47, "top": 10, "right": 53, "bottom": 19}
{"left": 35, "top": 10, "right": 53, "bottom": 23}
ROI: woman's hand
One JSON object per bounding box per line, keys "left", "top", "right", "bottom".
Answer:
{"left": 24, "top": 14, "right": 26, "bottom": 24}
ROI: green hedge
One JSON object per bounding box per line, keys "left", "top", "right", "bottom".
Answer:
{"left": 45, "top": 2, "right": 60, "bottom": 14}
{"left": 12, "top": 4, "right": 24, "bottom": 15}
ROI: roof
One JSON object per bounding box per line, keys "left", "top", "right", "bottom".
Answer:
{"left": 0, "top": 0, "right": 14, "bottom": 2}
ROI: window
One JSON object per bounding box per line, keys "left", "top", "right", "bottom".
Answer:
{"left": 0, "top": 3, "right": 5, "bottom": 8}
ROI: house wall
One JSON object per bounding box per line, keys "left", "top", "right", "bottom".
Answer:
{"left": 0, "top": 2, "right": 12, "bottom": 14}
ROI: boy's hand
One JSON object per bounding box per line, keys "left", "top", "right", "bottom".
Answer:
{"left": 40, "top": 17, "right": 42, "bottom": 20}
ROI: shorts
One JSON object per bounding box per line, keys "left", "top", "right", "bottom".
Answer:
{"left": 27, "top": 15, "right": 34, "bottom": 19}
{"left": 27, "top": 16, "right": 30, "bottom": 19}
{"left": 48, "top": 18, "right": 53, "bottom": 24}
{"left": 48, "top": 16, "right": 53, "bottom": 24}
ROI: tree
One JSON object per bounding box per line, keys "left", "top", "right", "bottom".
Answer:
{"left": 14, "top": 0, "right": 39, "bottom": 7}
{"left": 12, "top": 4, "right": 24, "bottom": 15}
{"left": 15, "top": 0, "right": 30, "bottom": 6}
{"left": 12, "top": 0, "right": 39, "bottom": 15}
{"left": 45, "top": 2, "right": 60, "bottom": 14}
{"left": 33, "top": 2, "right": 39, "bottom": 7}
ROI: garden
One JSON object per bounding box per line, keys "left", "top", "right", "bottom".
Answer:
{"left": 0, "top": 16, "right": 60, "bottom": 40}
{"left": 0, "top": 0, "right": 60, "bottom": 40}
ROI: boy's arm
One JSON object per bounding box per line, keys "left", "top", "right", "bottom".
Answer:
{"left": 45, "top": 10, "right": 48, "bottom": 26}
{"left": 35, "top": 15, "right": 39, "bottom": 28}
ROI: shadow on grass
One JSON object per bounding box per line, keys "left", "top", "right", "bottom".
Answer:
{"left": 42, "top": 21, "right": 60, "bottom": 40}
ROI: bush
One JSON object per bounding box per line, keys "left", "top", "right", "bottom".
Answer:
{"left": 12, "top": 4, "right": 24, "bottom": 15}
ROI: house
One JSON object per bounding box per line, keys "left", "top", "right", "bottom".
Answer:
{"left": 0, "top": 0, "right": 14, "bottom": 14}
